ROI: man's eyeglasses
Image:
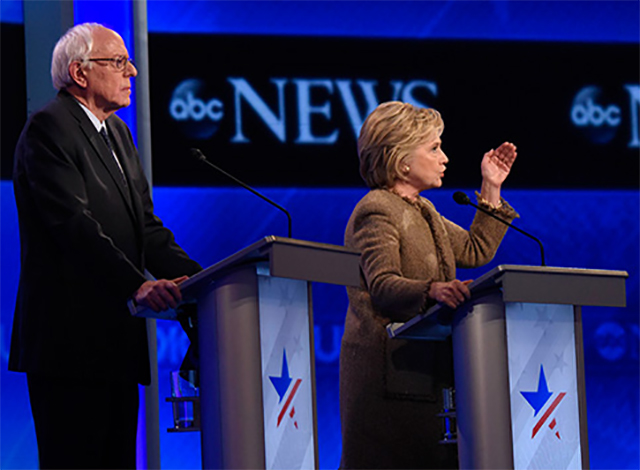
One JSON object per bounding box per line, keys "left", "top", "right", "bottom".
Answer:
{"left": 87, "top": 56, "right": 135, "bottom": 71}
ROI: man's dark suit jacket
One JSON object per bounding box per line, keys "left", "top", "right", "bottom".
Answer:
{"left": 9, "top": 90, "right": 202, "bottom": 385}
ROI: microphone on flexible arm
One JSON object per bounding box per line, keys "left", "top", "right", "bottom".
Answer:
{"left": 191, "top": 148, "right": 292, "bottom": 239}
{"left": 453, "top": 191, "right": 546, "bottom": 266}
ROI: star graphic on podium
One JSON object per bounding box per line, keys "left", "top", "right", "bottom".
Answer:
{"left": 269, "top": 350, "right": 292, "bottom": 403}
{"left": 269, "top": 349, "right": 303, "bottom": 428}
{"left": 520, "top": 364, "right": 566, "bottom": 439}
{"left": 520, "top": 365, "right": 552, "bottom": 416}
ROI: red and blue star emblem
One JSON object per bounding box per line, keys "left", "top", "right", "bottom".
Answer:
{"left": 269, "top": 349, "right": 302, "bottom": 428}
{"left": 520, "top": 365, "right": 566, "bottom": 439}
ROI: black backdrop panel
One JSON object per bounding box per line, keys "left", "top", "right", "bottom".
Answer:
{"left": 149, "top": 34, "right": 639, "bottom": 188}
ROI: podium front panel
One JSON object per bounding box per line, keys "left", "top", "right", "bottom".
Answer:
{"left": 258, "top": 274, "right": 317, "bottom": 470}
{"left": 505, "top": 302, "right": 584, "bottom": 470}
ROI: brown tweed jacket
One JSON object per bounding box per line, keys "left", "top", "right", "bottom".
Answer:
{"left": 344, "top": 188, "right": 518, "bottom": 326}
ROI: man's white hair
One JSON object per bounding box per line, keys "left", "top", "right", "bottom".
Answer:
{"left": 51, "top": 22, "right": 103, "bottom": 91}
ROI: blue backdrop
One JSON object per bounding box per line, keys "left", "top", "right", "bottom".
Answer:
{"left": 1, "top": 1, "right": 638, "bottom": 469}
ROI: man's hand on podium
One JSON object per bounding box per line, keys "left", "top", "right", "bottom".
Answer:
{"left": 134, "top": 276, "right": 188, "bottom": 312}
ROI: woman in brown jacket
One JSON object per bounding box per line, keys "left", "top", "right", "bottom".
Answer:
{"left": 339, "top": 101, "right": 519, "bottom": 469}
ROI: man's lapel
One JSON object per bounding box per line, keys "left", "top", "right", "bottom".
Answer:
{"left": 92, "top": 124, "right": 135, "bottom": 210}
{"left": 105, "top": 119, "right": 145, "bottom": 234}
{"left": 61, "top": 92, "right": 136, "bottom": 212}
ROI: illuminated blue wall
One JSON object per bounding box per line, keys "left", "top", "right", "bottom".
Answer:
{"left": 1, "top": 1, "right": 638, "bottom": 469}
{"left": 4, "top": 0, "right": 638, "bottom": 42}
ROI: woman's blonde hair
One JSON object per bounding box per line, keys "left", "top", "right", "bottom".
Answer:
{"left": 357, "top": 101, "right": 444, "bottom": 189}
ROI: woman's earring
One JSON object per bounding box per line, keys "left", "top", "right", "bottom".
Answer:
{"left": 404, "top": 166, "right": 410, "bottom": 173}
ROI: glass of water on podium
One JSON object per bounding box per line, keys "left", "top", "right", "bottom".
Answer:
{"left": 438, "top": 387, "right": 457, "bottom": 444}
{"left": 168, "top": 370, "right": 200, "bottom": 432}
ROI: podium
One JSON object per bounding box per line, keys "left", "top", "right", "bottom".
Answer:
{"left": 132, "top": 237, "right": 360, "bottom": 470}
{"left": 387, "top": 265, "right": 628, "bottom": 470}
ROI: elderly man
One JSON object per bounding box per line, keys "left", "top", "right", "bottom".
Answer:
{"left": 9, "top": 23, "right": 202, "bottom": 469}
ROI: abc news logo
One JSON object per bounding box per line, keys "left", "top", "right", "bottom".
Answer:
{"left": 169, "top": 78, "right": 640, "bottom": 149}
{"left": 168, "top": 77, "right": 437, "bottom": 143}
{"left": 571, "top": 85, "right": 639, "bottom": 147}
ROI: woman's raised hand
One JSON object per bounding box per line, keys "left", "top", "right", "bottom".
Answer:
{"left": 481, "top": 141, "right": 517, "bottom": 189}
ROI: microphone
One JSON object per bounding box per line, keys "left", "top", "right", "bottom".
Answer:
{"left": 191, "top": 148, "right": 292, "bottom": 238}
{"left": 453, "top": 191, "right": 546, "bottom": 266}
